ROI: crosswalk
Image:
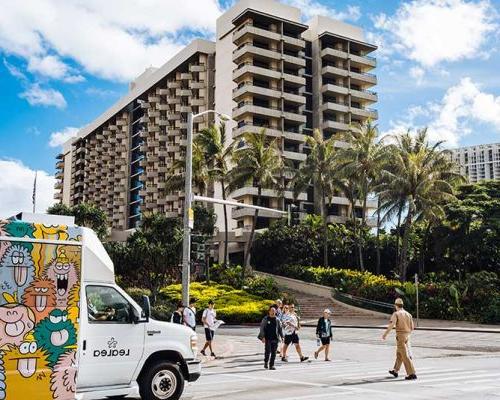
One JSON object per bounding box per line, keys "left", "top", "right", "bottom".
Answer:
{"left": 186, "top": 354, "right": 500, "bottom": 399}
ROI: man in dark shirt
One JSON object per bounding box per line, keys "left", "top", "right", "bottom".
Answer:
{"left": 258, "top": 306, "right": 283, "bottom": 370}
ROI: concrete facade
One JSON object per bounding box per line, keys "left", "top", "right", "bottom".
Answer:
{"left": 451, "top": 142, "right": 500, "bottom": 182}
{"left": 54, "top": 0, "right": 378, "bottom": 254}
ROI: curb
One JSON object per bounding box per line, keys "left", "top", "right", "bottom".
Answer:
{"left": 301, "top": 323, "right": 500, "bottom": 334}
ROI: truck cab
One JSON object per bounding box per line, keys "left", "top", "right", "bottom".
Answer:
{"left": 0, "top": 214, "right": 200, "bottom": 400}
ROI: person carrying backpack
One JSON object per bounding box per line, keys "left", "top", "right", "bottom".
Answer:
{"left": 171, "top": 301, "right": 184, "bottom": 324}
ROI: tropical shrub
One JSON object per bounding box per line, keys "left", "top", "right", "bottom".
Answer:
{"left": 273, "top": 266, "right": 499, "bottom": 323}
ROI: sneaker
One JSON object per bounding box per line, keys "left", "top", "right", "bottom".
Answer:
{"left": 264, "top": 363, "right": 268, "bottom": 369}
{"left": 300, "top": 356, "right": 309, "bottom": 362}
{"left": 269, "top": 366, "right": 276, "bottom": 370}
{"left": 325, "top": 358, "right": 331, "bottom": 362}
{"left": 200, "top": 350, "right": 206, "bottom": 356}
{"left": 389, "top": 370, "right": 398, "bottom": 378}
{"left": 405, "top": 374, "right": 417, "bottom": 380}
{"left": 210, "top": 353, "right": 216, "bottom": 358}
{"left": 281, "top": 357, "right": 288, "bottom": 362}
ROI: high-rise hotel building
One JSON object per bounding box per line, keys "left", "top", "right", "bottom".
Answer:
{"left": 55, "top": 0, "right": 378, "bottom": 252}
{"left": 451, "top": 143, "right": 500, "bottom": 182}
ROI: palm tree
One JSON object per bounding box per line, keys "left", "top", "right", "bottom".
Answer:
{"left": 165, "top": 142, "right": 210, "bottom": 196}
{"left": 378, "top": 128, "right": 462, "bottom": 281}
{"left": 194, "top": 123, "right": 233, "bottom": 267}
{"left": 337, "top": 120, "right": 389, "bottom": 271}
{"left": 229, "top": 129, "right": 284, "bottom": 269}
{"left": 292, "top": 129, "right": 343, "bottom": 268}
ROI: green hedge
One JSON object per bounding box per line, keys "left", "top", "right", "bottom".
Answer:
{"left": 160, "top": 282, "right": 274, "bottom": 324}
{"left": 274, "top": 266, "right": 500, "bottom": 324}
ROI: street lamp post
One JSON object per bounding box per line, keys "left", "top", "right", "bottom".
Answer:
{"left": 182, "top": 110, "right": 232, "bottom": 307}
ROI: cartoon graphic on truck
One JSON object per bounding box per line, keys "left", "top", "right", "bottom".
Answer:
{"left": 0, "top": 213, "right": 201, "bottom": 400}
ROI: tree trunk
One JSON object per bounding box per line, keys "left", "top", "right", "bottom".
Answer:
{"left": 358, "top": 196, "right": 367, "bottom": 271}
{"left": 243, "top": 186, "right": 261, "bottom": 271}
{"left": 375, "top": 197, "right": 381, "bottom": 275}
{"left": 350, "top": 200, "right": 359, "bottom": 269}
{"left": 419, "top": 222, "right": 431, "bottom": 276}
{"left": 221, "top": 180, "right": 228, "bottom": 267}
{"left": 399, "top": 208, "right": 413, "bottom": 282}
{"left": 321, "top": 190, "right": 328, "bottom": 268}
{"left": 395, "top": 205, "right": 402, "bottom": 271}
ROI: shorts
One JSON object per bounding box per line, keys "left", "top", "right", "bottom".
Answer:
{"left": 284, "top": 333, "right": 299, "bottom": 345}
{"left": 204, "top": 328, "right": 215, "bottom": 341}
{"left": 320, "top": 337, "right": 331, "bottom": 345}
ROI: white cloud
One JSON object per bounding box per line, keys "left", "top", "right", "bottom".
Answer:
{"left": 0, "top": 0, "right": 223, "bottom": 82}
{"left": 0, "top": 159, "right": 56, "bottom": 219}
{"left": 284, "top": 0, "right": 361, "bottom": 21}
{"left": 409, "top": 66, "right": 425, "bottom": 85}
{"left": 19, "top": 83, "right": 67, "bottom": 108}
{"left": 49, "top": 126, "right": 80, "bottom": 147}
{"left": 27, "top": 55, "right": 84, "bottom": 83}
{"left": 383, "top": 78, "right": 500, "bottom": 146}
{"left": 374, "top": 0, "right": 497, "bottom": 68}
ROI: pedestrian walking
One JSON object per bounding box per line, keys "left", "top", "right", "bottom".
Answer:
{"left": 171, "top": 301, "right": 184, "bottom": 324}
{"left": 258, "top": 305, "right": 283, "bottom": 370}
{"left": 201, "top": 300, "right": 218, "bottom": 357}
{"left": 382, "top": 298, "right": 417, "bottom": 380}
{"left": 314, "top": 309, "right": 333, "bottom": 361}
{"left": 281, "top": 304, "right": 308, "bottom": 362}
{"left": 183, "top": 298, "right": 197, "bottom": 331}
{"left": 273, "top": 299, "right": 283, "bottom": 320}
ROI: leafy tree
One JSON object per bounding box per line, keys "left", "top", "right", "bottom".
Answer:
{"left": 292, "top": 129, "right": 343, "bottom": 267}
{"left": 229, "top": 129, "right": 284, "bottom": 269}
{"left": 47, "top": 202, "right": 108, "bottom": 239}
{"left": 107, "top": 213, "right": 183, "bottom": 304}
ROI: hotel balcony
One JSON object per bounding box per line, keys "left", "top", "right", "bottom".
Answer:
{"left": 282, "top": 91, "right": 306, "bottom": 105}
{"left": 321, "top": 47, "right": 349, "bottom": 61}
{"left": 350, "top": 88, "right": 378, "bottom": 103}
{"left": 322, "top": 120, "right": 350, "bottom": 131}
{"left": 231, "top": 186, "right": 307, "bottom": 201}
{"left": 322, "top": 83, "right": 349, "bottom": 96}
{"left": 233, "top": 123, "right": 282, "bottom": 139}
{"left": 232, "top": 206, "right": 282, "bottom": 220}
{"left": 233, "top": 63, "right": 282, "bottom": 83}
{"left": 283, "top": 72, "right": 306, "bottom": 87}
{"left": 232, "top": 102, "right": 282, "bottom": 120}
{"left": 350, "top": 70, "right": 377, "bottom": 86}
{"left": 233, "top": 24, "right": 281, "bottom": 44}
{"left": 350, "top": 106, "right": 378, "bottom": 119}
{"left": 233, "top": 82, "right": 281, "bottom": 101}
{"left": 233, "top": 43, "right": 281, "bottom": 64}
{"left": 322, "top": 65, "right": 349, "bottom": 79}
{"left": 322, "top": 101, "right": 349, "bottom": 114}
{"left": 349, "top": 53, "right": 376, "bottom": 69}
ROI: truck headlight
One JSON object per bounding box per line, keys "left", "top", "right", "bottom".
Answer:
{"left": 190, "top": 334, "right": 198, "bottom": 354}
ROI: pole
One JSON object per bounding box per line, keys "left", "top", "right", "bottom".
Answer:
{"left": 182, "top": 112, "right": 193, "bottom": 307}
{"left": 414, "top": 273, "right": 419, "bottom": 327}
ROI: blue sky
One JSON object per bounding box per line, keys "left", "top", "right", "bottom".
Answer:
{"left": 0, "top": 0, "right": 499, "bottom": 217}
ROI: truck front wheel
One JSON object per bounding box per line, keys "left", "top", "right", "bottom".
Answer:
{"left": 140, "top": 362, "right": 185, "bottom": 400}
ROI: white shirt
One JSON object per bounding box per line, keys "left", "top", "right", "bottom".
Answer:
{"left": 183, "top": 307, "right": 196, "bottom": 328}
{"left": 281, "top": 313, "right": 298, "bottom": 336}
{"left": 202, "top": 308, "right": 216, "bottom": 328}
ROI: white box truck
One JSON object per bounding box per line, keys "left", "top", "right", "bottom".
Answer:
{"left": 0, "top": 214, "right": 200, "bottom": 400}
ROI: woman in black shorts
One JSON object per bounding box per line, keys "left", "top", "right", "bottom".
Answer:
{"left": 314, "top": 308, "right": 333, "bottom": 361}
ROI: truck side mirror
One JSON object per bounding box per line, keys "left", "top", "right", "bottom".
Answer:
{"left": 141, "top": 295, "right": 151, "bottom": 322}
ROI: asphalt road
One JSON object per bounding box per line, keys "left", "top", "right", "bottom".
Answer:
{"left": 182, "top": 326, "right": 500, "bottom": 400}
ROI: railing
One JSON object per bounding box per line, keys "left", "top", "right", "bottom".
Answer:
{"left": 233, "top": 101, "right": 280, "bottom": 112}
{"left": 332, "top": 291, "right": 393, "bottom": 315}
{"left": 236, "top": 62, "right": 280, "bottom": 72}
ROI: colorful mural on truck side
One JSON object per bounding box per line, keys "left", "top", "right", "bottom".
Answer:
{"left": 0, "top": 220, "right": 82, "bottom": 400}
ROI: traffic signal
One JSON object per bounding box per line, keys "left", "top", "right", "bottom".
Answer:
{"left": 288, "top": 204, "right": 300, "bottom": 226}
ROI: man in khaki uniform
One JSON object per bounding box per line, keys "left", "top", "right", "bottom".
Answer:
{"left": 382, "top": 298, "right": 417, "bottom": 380}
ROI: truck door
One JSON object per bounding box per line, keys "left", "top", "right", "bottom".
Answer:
{"left": 77, "top": 284, "right": 145, "bottom": 388}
